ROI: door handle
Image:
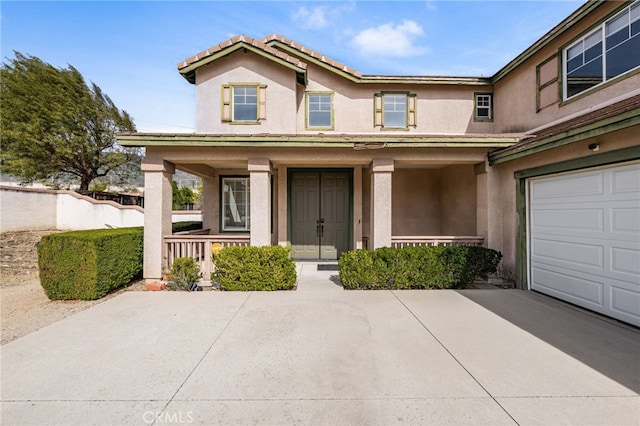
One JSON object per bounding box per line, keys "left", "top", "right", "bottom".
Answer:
{"left": 316, "top": 218, "right": 325, "bottom": 238}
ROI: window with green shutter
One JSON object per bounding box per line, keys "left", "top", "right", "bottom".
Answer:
{"left": 221, "top": 83, "right": 267, "bottom": 124}
{"left": 373, "top": 92, "right": 417, "bottom": 130}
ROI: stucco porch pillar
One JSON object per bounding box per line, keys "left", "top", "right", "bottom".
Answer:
{"left": 248, "top": 157, "right": 272, "bottom": 246}
{"left": 370, "top": 158, "right": 394, "bottom": 249}
{"left": 201, "top": 175, "right": 218, "bottom": 233}
{"left": 475, "top": 161, "right": 489, "bottom": 245}
{"left": 141, "top": 160, "right": 175, "bottom": 281}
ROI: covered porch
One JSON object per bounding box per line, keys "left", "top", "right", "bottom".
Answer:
{"left": 118, "top": 134, "right": 517, "bottom": 281}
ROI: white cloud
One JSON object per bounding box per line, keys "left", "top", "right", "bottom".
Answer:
{"left": 350, "top": 20, "right": 428, "bottom": 57}
{"left": 293, "top": 6, "right": 328, "bottom": 30}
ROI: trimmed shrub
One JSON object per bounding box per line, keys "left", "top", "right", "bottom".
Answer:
{"left": 339, "top": 246, "right": 502, "bottom": 290}
{"left": 168, "top": 257, "right": 201, "bottom": 290}
{"left": 38, "top": 227, "right": 143, "bottom": 300}
{"left": 172, "top": 221, "right": 203, "bottom": 233}
{"left": 213, "top": 246, "right": 296, "bottom": 291}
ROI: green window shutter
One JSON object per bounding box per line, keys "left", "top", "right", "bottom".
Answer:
{"left": 408, "top": 94, "right": 417, "bottom": 127}
{"left": 373, "top": 93, "right": 383, "bottom": 127}
{"left": 221, "top": 84, "right": 231, "bottom": 122}
{"left": 258, "top": 84, "right": 267, "bottom": 121}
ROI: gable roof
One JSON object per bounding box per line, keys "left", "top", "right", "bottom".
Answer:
{"left": 177, "top": 35, "right": 307, "bottom": 84}
{"left": 178, "top": 33, "right": 491, "bottom": 86}
{"left": 176, "top": 2, "right": 608, "bottom": 86}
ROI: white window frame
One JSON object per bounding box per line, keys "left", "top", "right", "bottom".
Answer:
{"left": 232, "top": 86, "right": 258, "bottom": 122}
{"left": 306, "top": 92, "right": 334, "bottom": 129}
{"left": 474, "top": 93, "right": 493, "bottom": 121}
{"left": 221, "top": 177, "right": 250, "bottom": 232}
{"left": 563, "top": 0, "right": 640, "bottom": 100}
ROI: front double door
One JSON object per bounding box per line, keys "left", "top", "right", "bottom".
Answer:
{"left": 290, "top": 171, "right": 351, "bottom": 260}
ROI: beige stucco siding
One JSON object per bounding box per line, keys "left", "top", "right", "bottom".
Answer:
{"left": 392, "top": 169, "right": 442, "bottom": 235}
{"left": 197, "top": 55, "right": 498, "bottom": 135}
{"left": 494, "top": 1, "right": 640, "bottom": 134}
{"left": 391, "top": 165, "right": 477, "bottom": 237}
{"left": 195, "top": 52, "right": 298, "bottom": 133}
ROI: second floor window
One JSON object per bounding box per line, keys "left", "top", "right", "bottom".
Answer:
{"left": 564, "top": 1, "right": 640, "bottom": 99}
{"left": 233, "top": 86, "right": 257, "bottom": 121}
{"left": 374, "top": 92, "right": 417, "bottom": 129}
{"left": 475, "top": 93, "right": 493, "bottom": 121}
{"left": 221, "top": 83, "right": 267, "bottom": 123}
{"left": 307, "top": 92, "right": 333, "bottom": 129}
{"left": 384, "top": 94, "right": 407, "bottom": 128}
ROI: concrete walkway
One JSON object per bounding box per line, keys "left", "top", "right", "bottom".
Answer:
{"left": 2, "top": 263, "right": 639, "bottom": 425}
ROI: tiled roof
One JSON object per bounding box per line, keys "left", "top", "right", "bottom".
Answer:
{"left": 177, "top": 33, "right": 491, "bottom": 86}
{"left": 520, "top": 95, "right": 639, "bottom": 145}
{"left": 490, "top": 94, "right": 640, "bottom": 163}
{"left": 177, "top": 35, "right": 307, "bottom": 83}
{"left": 177, "top": 33, "right": 367, "bottom": 83}
{"left": 262, "top": 34, "right": 363, "bottom": 79}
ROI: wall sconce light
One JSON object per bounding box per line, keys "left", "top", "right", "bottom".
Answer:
{"left": 588, "top": 143, "right": 600, "bottom": 152}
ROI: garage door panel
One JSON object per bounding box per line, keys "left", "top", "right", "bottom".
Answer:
{"left": 611, "top": 286, "right": 640, "bottom": 322}
{"left": 611, "top": 246, "right": 640, "bottom": 276}
{"left": 529, "top": 162, "right": 640, "bottom": 327}
{"left": 612, "top": 207, "right": 640, "bottom": 233}
{"left": 531, "top": 208, "right": 603, "bottom": 231}
{"left": 611, "top": 165, "right": 640, "bottom": 193}
{"left": 532, "top": 266, "right": 604, "bottom": 307}
{"left": 532, "top": 238, "right": 603, "bottom": 269}
{"left": 530, "top": 172, "right": 604, "bottom": 199}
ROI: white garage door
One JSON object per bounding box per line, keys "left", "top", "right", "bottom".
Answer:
{"left": 528, "top": 162, "right": 640, "bottom": 327}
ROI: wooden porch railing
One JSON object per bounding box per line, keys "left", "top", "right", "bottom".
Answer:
{"left": 165, "top": 234, "right": 484, "bottom": 278}
{"left": 391, "top": 236, "right": 484, "bottom": 248}
{"left": 164, "top": 234, "right": 250, "bottom": 279}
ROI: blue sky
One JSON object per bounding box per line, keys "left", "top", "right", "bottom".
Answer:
{"left": 2, "top": 0, "right": 583, "bottom": 132}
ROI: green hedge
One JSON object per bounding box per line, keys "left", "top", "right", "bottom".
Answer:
{"left": 339, "top": 246, "right": 502, "bottom": 290}
{"left": 171, "top": 221, "right": 203, "bottom": 233}
{"left": 38, "top": 227, "right": 143, "bottom": 300}
{"left": 213, "top": 246, "right": 297, "bottom": 291}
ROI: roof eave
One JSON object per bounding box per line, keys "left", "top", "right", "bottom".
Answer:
{"left": 178, "top": 42, "right": 306, "bottom": 84}
{"left": 117, "top": 133, "right": 521, "bottom": 148}
{"left": 489, "top": 108, "right": 640, "bottom": 165}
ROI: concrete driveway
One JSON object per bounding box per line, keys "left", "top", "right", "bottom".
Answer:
{"left": 2, "top": 263, "right": 639, "bottom": 425}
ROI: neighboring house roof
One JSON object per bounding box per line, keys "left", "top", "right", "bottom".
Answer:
{"left": 489, "top": 94, "right": 640, "bottom": 164}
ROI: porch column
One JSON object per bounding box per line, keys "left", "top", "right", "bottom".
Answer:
{"left": 475, "top": 161, "right": 488, "bottom": 245}
{"left": 354, "top": 166, "right": 363, "bottom": 249}
{"left": 248, "top": 157, "right": 271, "bottom": 246}
{"left": 201, "top": 175, "right": 218, "bottom": 233}
{"left": 370, "top": 158, "right": 394, "bottom": 248}
{"left": 141, "top": 159, "right": 175, "bottom": 281}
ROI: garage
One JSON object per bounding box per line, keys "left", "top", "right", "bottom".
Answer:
{"left": 528, "top": 161, "right": 640, "bottom": 327}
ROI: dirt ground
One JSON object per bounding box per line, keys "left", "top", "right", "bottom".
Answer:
{"left": 0, "top": 230, "right": 145, "bottom": 345}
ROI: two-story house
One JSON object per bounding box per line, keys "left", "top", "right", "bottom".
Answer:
{"left": 119, "top": 0, "right": 640, "bottom": 326}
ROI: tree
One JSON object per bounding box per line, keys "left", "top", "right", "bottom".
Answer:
{"left": 172, "top": 181, "right": 195, "bottom": 210}
{"left": 1, "top": 52, "right": 137, "bottom": 190}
